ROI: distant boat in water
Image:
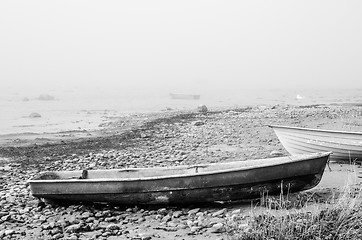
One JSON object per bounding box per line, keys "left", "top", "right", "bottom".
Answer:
{"left": 169, "top": 93, "right": 200, "bottom": 100}
{"left": 296, "top": 94, "right": 304, "bottom": 100}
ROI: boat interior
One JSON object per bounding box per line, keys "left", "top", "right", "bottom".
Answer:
{"left": 30, "top": 153, "right": 328, "bottom": 181}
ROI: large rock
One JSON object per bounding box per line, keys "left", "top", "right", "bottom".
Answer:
{"left": 197, "top": 105, "right": 208, "bottom": 113}
{"left": 37, "top": 94, "right": 55, "bottom": 101}
{"left": 29, "top": 112, "right": 41, "bottom": 118}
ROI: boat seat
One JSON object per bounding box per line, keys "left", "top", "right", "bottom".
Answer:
{"left": 188, "top": 165, "right": 207, "bottom": 173}
{"left": 79, "top": 170, "right": 88, "bottom": 179}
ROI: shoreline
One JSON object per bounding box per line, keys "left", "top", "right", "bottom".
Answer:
{"left": 1, "top": 102, "right": 360, "bottom": 148}
{"left": 0, "top": 109, "right": 186, "bottom": 148}
{"left": 1, "top": 103, "right": 362, "bottom": 239}
{"left": 1, "top": 102, "right": 362, "bottom": 147}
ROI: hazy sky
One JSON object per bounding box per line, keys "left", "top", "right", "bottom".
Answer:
{"left": 1, "top": 0, "right": 361, "bottom": 92}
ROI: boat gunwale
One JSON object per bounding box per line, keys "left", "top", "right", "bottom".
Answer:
{"left": 268, "top": 124, "right": 362, "bottom": 135}
{"left": 273, "top": 130, "right": 362, "bottom": 149}
{"left": 28, "top": 152, "right": 330, "bottom": 184}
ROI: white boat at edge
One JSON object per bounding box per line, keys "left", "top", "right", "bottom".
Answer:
{"left": 269, "top": 125, "right": 362, "bottom": 162}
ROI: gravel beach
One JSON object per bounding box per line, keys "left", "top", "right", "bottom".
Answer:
{"left": 1, "top": 104, "right": 362, "bottom": 240}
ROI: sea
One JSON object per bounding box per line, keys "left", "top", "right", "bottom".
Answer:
{"left": 1, "top": 83, "right": 362, "bottom": 136}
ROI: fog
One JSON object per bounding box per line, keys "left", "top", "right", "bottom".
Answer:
{"left": 1, "top": 0, "right": 362, "bottom": 95}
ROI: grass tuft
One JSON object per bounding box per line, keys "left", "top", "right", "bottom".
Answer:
{"left": 226, "top": 182, "right": 362, "bottom": 240}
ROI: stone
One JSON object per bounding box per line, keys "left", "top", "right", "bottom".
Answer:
{"left": 186, "top": 220, "right": 194, "bottom": 228}
{"left": 4, "top": 229, "right": 15, "bottom": 235}
{"left": 106, "top": 223, "right": 120, "bottom": 231}
{"left": 172, "top": 211, "right": 183, "bottom": 218}
{"left": 167, "top": 221, "right": 178, "bottom": 228}
{"left": 161, "top": 215, "right": 171, "bottom": 223}
{"left": 65, "top": 224, "right": 82, "bottom": 233}
{"left": 29, "top": 112, "right": 41, "bottom": 118}
{"left": 190, "top": 226, "right": 201, "bottom": 233}
{"left": 86, "top": 217, "right": 95, "bottom": 223}
{"left": 68, "top": 216, "right": 80, "bottom": 225}
{"left": 212, "top": 208, "right": 226, "bottom": 217}
{"left": 177, "top": 223, "right": 188, "bottom": 229}
{"left": 80, "top": 212, "right": 91, "bottom": 219}
{"left": 37, "top": 94, "right": 55, "bottom": 101}
{"left": 157, "top": 208, "right": 168, "bottom": 215}
{"left": 210, "top": 223, "right": 225, "bottom": 233}
{"left": 193, "top": 121, "right": 205, "bottom": 126}
{"left": 1, "top": 215, "right": 11, "bottom": 221}
{"left": 67, "top": 234, "right": 78, "bottom": 240}
{"left": 231, "top": 209, "right": 241, "bottom": 215}
{"left": 0, "top": 166, "right": 11, "bottom": 172}
{"left": 105, "top": 216, "right": 117, "bottom": 222}
{"left": 197, "top": 105, "right": 208, "bottom": 113}
{"left": 270, "top": 150, "right": 284, "bottom": 157}
{"left": 188, "top": 208, "right": 200, "bottom": 216}
{"left": 138, "top": 232, "right": 153, "bottom": 240}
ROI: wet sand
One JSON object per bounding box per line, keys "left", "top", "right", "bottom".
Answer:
{"left": 0, "top": 104, "right": 362, "bottom": 239}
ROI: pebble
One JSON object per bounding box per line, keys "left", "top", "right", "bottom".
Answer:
{"left": 0, "top": 105, "right": 355, "bottom": 239}
{"left": 172, "top": 210, "right": 183, "bottom": 218}
{"left": 106, "top": 223, "right": 120, "bottom": 231}
{"left": 157, "top": 208, "right": 168, "bottom": 215}
{"left": 188, "top": 208, "right": 200, "bottom": 216}
{"left": 52, "top": 233, "right": 64, "bottom": 239}
{"left": 4, "top": 229, "right": 15, "bottom": 235}
{"left": 212, "top": 208, "right": 226, "bottom": 217}
{"left": 65, "top": 224, "right": 82, "bottom": 233}
{"left": 210, "top": 223, "right": 225, "bottom": 233}
{"left": 269, "top": 150, "right": 284, "bottom": 157}
{"left": 137, "top": 232, "right": 153, "bottom": 240}
{"left": 193, "top": 120, "right": 205, "bottom": 126}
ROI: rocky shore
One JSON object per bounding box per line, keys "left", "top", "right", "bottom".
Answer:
{"left": 1, "top": 104, "right": 362, "bottom": 240}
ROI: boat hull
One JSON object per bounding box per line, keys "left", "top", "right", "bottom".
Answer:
{"left": 28, "top": 152, "right": 330, "bottom": 205}
{"left": 270, "top": 125, "right": 362, "bottom": 162}
{"left": 169, "top": 93, "right": 200, "bottom": 100}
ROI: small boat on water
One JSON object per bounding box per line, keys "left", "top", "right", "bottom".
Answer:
{"left": 269, "top": 125, "right": 362, "bottom": 162}
{"left": 169, "top": 93, "right": 200, "bottom": 100}
{"left": 28, "top": 152, "right": 330, "bottom": 205}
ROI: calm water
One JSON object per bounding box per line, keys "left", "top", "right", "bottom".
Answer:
{"left": 1, "top": 85, "right": 361, "bottom": 135}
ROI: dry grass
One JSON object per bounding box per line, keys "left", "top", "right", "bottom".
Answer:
{"left": 337, "top": 108, "right": 362, "bottom": 132}
{"left": 226, "top": 182, "right": 362, "bottom": 240}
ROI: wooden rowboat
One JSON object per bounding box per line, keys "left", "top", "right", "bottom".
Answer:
{"left": 28, "top": 152, "right": 330, "bottom": 205}
{"left": 269, "top": 125, "right": 362, "bottom": 162}
{"left": 169, "top": 93, "right": 200, "bottom": 100}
